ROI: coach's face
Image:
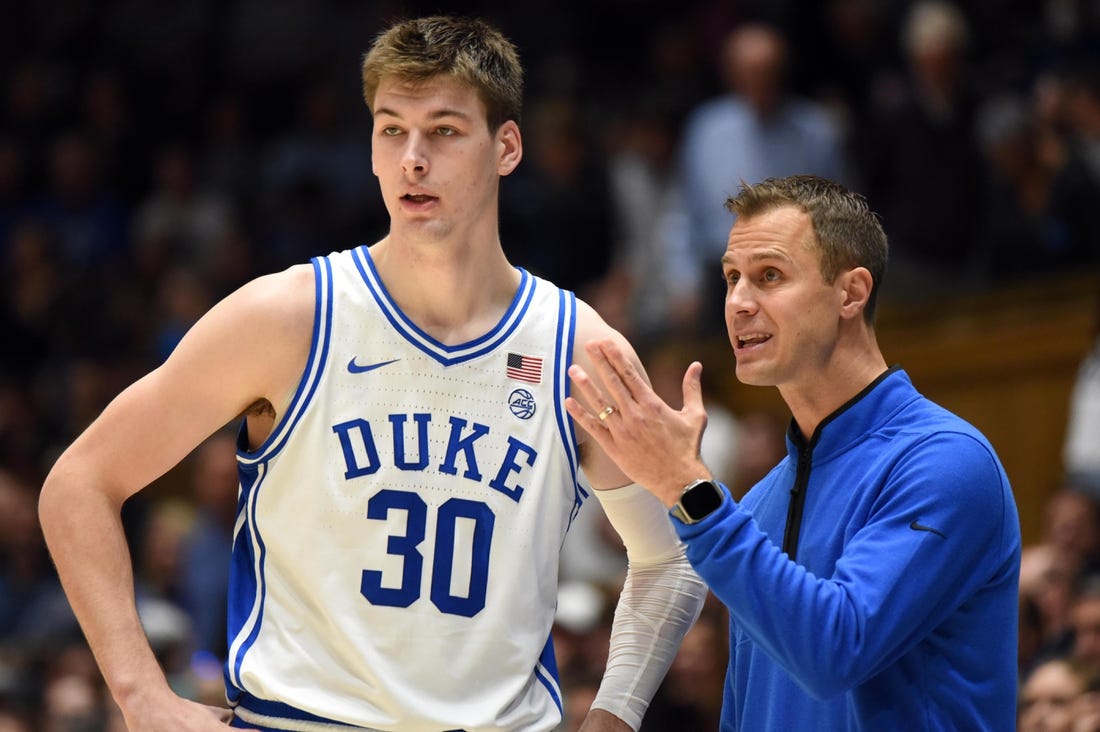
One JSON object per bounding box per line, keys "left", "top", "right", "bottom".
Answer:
{"left": 721, "top": 206, "right": 844, "bottom": 392}
{"left": 370, "top": 75, "right": 522, "bottom": 243}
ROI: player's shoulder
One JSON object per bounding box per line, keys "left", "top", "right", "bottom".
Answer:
{"left": 235, "top": 264, "right": 315, "bottom": 312}
{"left": 571, "top": 297, "right": 641, "bottom": 372}
{"left": 200, "top": 263, "right": 316, "bottom": 346}
{"left": 572, "top": 298, "right": 623, "bottom": 344}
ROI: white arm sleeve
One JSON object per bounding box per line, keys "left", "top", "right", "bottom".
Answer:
{"left": 589, "top": 483, "right": 708, "bottom": 730}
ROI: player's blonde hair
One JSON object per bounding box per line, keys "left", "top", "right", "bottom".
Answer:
{"left": 361, "top": 15, "right": 523, "bottom": 132}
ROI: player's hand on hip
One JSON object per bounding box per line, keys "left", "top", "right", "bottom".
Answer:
{"left": 117, "top": 690, "right": 256, "bottom": 731}
{"left": 565, "top": 338, "right": 710, "bottom": 507}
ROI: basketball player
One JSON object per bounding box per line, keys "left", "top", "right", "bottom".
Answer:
{"left": 38, "top": 16, "right": 706, "bottom": 732}
{"left": 566, "top": 176, "right": 1021, "bottom": 729}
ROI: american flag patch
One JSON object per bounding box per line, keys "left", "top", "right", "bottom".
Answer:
{"left": 506, "top": 353, "right": 542, "bottom": 384}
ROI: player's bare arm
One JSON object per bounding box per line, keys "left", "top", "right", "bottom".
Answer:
{"left": 570, "top": 301, "right": 648, "bottom": 491}
{"left": 38, "top": 264, "right": 316, "bottom": 731}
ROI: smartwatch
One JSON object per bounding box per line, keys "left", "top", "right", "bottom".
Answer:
{"left": 670, "top": 479, "right": 725, "bottom": 524}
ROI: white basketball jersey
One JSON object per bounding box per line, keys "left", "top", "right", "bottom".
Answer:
{"left": 226, "top": 246, "right": 589, "bottom": 732}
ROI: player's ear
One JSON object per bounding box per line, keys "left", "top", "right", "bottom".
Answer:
{"left": 497, "top": 120, "right": 522, "bottom": 176}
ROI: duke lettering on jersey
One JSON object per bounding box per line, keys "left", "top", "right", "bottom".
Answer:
{"left": 332, "top": 412, "right": 538, "bottom": 503}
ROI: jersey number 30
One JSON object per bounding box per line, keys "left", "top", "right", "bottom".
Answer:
{"left": 361, "top": 489, "right": 495, "bottom": 618}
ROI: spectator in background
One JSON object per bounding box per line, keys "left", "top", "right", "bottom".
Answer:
{"left": 30, "top": 131, "right": 129, "bottom": 272}
{"left": 81, "top": 68, "right": 144, "bottom": 205}
{"left": 1021, "top": 487, "right": 1100, "bottom": 595}
{"left": 179, "top": 430, "right": 239, "bottom": 662}
{"left": 0, "top": 712, "right": 31, "bottom": 732}
{"left": 0, "top": 469, "right": 61, "bottom": 643}
{"left": 661, "top": 22, "right": 847, "bottom": 335}
{"left": 1066, "top": 63, "right": 1100, "bottom": 186}
{"left": 1065, "top": 318, "right": 1100, "bottom": 491}
{"left": 2, "top": 61, "right": 61, "bottom": 189}
{"left": 260, "top": 77, "right": 377, "bottom": 252}
{"left": 602, "top": 94, "right": 682, "bottom": 340}
{"left": 973, "top": 92, "right": 1100, "bottom": 285}
{"left": 0, "top": 137, "right": 28, "bottom": 249}
{"left": 1072, "top": 575, "right": 1100, "bottom": 676}
{"left": 1020, "top": 486, "right": 1100, "bottom": 670}
{"left": 500, "top": 94, "right": 616, "bottom": 301}
{"left": 200, "top": 93, "right": 259, "bottom": 225}
{"left": 1018, "top": 656, "right": 1100, "bottom": 732}
{"left": 2, "top": 220, "right": 59, "bottom": 378}
{"left": 132, "top": 142, "right": 238, "bottom": 275}
{"left": 857, "top": 1, "right": 986, "bottom": 303}
{"left": 149, "top": 265, "right": 213, "bottom": 362}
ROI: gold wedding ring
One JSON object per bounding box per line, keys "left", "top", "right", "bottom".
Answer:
{"left": 598, "top": 405, "right": 616, "bottom": 421}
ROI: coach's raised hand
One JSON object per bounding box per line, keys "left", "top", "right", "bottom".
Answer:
{"left": 565, "top": 338, "right": 712, "bottom": 508}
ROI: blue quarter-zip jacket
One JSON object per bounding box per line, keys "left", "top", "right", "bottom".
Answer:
{"left": 676, "top": 367, "right": 1020, "bottom": 731}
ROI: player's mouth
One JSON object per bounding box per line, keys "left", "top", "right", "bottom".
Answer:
{"left": 400, "top": 193, "right": 439, "bottom": 211}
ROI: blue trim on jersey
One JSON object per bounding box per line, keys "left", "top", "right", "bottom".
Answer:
{"left": 552, "top": 290, "right": 586, "bottom": 529}
{"left": 225, "top": 456, "right": 258, "bottom": 701}
{"left": 351, "top": 245, "right": 536, "bottom": 366}
{"left": 226, "top": 462, "right": 271, "bottom": 693}
{"left": 233, "top": 693, "right": 364, "bottom": 730}
{"left": 227, "top": 258, "right": 336, "bottom": 696}
{"left": 535, "top": 634, "right": 563, "bottom": 716}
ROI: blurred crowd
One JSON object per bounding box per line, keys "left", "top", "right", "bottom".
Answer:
{"left": 1, "top": 0, "right": 1100, "bottom": 730}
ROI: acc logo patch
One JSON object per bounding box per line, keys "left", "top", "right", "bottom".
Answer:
{"left": 508, "top": 388, "right": 536, "bottom": 420}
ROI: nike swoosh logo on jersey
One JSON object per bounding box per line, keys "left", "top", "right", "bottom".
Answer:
{"left": 347, "top": 357, "right": 400, "bottom": 374}
{"left": 909, "top": 520, "right": 946, "bottom": 539}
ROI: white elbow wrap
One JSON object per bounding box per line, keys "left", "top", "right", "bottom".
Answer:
{"left": 589, "top": 484, "right": 708, "bottom": 730}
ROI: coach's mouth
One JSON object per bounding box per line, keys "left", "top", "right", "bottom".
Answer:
{"left": 735, "top": 332, "right": 771, "bottom": 350}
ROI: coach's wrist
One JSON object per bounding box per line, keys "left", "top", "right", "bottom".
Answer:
{"left": 651, "top": 462, "right": 713, "bottom": 508}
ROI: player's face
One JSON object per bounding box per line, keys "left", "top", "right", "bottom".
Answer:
{"left": 371, "top": 75, "right": 521, "bottom": 242}
{"left": 721, "top": 206, "right": 845, "bottom": 390}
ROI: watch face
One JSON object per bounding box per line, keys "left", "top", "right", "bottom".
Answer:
{"left": 682, "top": 480, "right": 722, "bottom": 520}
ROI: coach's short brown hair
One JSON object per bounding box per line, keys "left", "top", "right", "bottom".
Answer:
{"left": 726, "top": 175, "right": 889, "bottom": 323}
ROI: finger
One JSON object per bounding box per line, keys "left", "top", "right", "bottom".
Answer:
{"left": 585, "top": 339, "right": 637, "bottom": 407}
{"left": 681, "top": 361, "right": 705, "bottom": 414}
{"left": 567, "top": 363, "right": 609, "bottom": 414}
{"left": 565, "top": 396, "right": 611, "bottom": 442}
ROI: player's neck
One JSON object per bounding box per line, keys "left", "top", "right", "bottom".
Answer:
{"left": 369, "top": 235, "right": 521, "bottom": 345}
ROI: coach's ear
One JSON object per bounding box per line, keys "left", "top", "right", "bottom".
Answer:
{"left": 496, "top": 120, "right": 522, "bottom": 176}
{"left": 838, "top": 267, "right": 873, "bottom": 320}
